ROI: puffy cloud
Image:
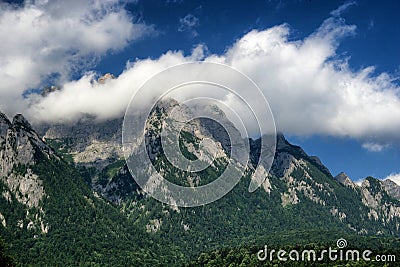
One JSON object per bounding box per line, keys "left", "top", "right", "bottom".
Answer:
{"left": 1, "top": 4, "right": 400, "bottom": 148}
{"left": 217, "top": 17, "right": 400, "bottom": 147}
{"left": 28, "top": 51, "right": 193, "bottom": 122}
{"left": 0, "top": 0, "right": 152, "bottom": 116}
{"left": 384, "top": 173, "right": 400, "bottom": 186}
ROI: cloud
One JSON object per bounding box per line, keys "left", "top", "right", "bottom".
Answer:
{"left": 0, "top": 0, "right": 152, "bottom": 117}
{"left": 368, "top": 19, "right": 374, "bottom": 30}
{"left": 28, "top": 49, "right": 196, "bottom": 122}
{"left": 1, "top": 4, "right": 400, "bottom": 148}
{"left": 384, "top": 173, "right": 400, "bottom": 186}
{"left": 362, "top": 142, "right": 388, "bottom": 152}
{"left": 178, "top": 14, "right": 199, "bottom": 37}
{"left": 330, "top": 1, "right": 356, "bottom": 17}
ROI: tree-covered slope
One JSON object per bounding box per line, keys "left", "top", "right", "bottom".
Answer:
{"left": 0, "top": 112, "right": 181, "bottom": 266}
{"left": 2, "top": 102, "right": 400, "bottom": 266}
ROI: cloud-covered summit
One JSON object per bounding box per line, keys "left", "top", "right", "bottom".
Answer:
{"left": 1, "top": 1, "right": 399, "bottom": 150}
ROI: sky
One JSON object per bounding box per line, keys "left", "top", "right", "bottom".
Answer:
{"left": 0, "top": 0, "right": 399, "bottom": 183}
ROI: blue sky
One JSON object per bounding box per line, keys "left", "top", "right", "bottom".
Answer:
{"left": 101, "top": 0, "right": 400, "bottom": 181}
{"left": 0, "top": 0, "right": 399, "bottom": 182}
{"left": 97, "top": 0, "right": 399, "bottom": 76}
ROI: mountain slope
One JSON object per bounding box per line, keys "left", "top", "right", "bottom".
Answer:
{"left": 8, "top": 100, "right": 400, "bottom": 265}
{"left": 0, "top": 112, "right": 180, "bottom": 266}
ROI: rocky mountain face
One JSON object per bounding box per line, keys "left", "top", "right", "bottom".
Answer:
{"left": 34, "top": 100, "right": 400, "bottom": 233}
{"left": 0, "top": 112, "right": 169, "bottom": 266}
{"left": 360, "top": 178, "right": 400, "bottom": 225}
{"left": 2, "top": 101, "right": 400, "bottom": 265}
{"left": 36, "top": 117, "right": 123, "bottom": 168}
{"left": 383, "top": 178, "right": 400, "bottom": 200}
{"left": 334, "top": 172, "right": 356, "bottom": 189}
{"left": 33, "top": 100, "right": 400, "bottom": 234}
{"left": 0, "top": 112, "right": 54, "bottom": 233}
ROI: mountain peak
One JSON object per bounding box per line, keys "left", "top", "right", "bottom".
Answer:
{"left": 0, "top": 111, "right": 11, "bottom": 137}
{"left": 98, "top": 73, "right": 116, "bottom": 84}
{"left": 383, "top": 179, "right": 400, "bottom": 200}
{"left": 0, "top": 111, "right": 10, "bottom": 124}
{"left": 276, "top": 132, "right": 290, "bottom": 149}
{"left": 334, "top": 172, "right": 356, "bottom": 188}
{"left": 12, "top": 114, "right": 33, "bottom": 131}
{"left": 274, "top": 133, "right": 332, "bottom": 177}
{"left": 41, "top": 85, "right": 61, "bottom": 97}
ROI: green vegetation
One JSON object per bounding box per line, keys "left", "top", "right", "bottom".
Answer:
{"left": 0, "top": 238, "right": 17, "bottom": 267}
{"left": 1, "top": 143, "right": 184, "bottom": 266}
{"left": 44, "top": 138, "right": 74, "bottom": 163}
{"left": 2, "top": 115, "right": 400, "bottom": 266}
{"left": 187, "top": 238, "right": 400, "bottom": 266}
{"left": 97, "top": 159, "right": 126, "bottom": 187}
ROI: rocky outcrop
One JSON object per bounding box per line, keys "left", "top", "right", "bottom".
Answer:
{"left": 36, "top": 116, "right": 123, "bottom": 168}
{"left": 98, "top": 73, "right": 116, "bottom": 84}
{"left": 41, "top": 85, "right": 60, "bottom": 97}
{"left": 383, "top": 179, "right": 400, "bottom": 200}
{"left": 0, "top": 112, "right": 52, "bottom": 233}
{"left": 22, "top": 99, "right": 400, "bottom": 235}
{"left": 273, "top": 134, "right": 332, "bottom": 177}
{"left": 334, "top": 172, "right": 356, "bottom": 189}
{"left": 361, "top": 178, "right": 400, "bottom": 223}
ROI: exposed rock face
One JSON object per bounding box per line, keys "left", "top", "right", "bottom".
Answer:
{"left": 20, "top": 99, "right": 400, "bottom": 235}
{"left": 281, "top": 188, "right": 299, "bottom": 207}
{"left": 334, "top": 172, "right": 356, "bottom": 189}
{"left": 36, "top": 116, "right": 123, "bottom": 168}
{"left": 273, "top": 134, "right": 332, "bottom": 177}
{"left": 360, "top": 178, "right": 400, "bottom": 224}
{"left": 330, "top": 207, "right": 347, "bottom": 222}
{"left": 6, "top": 169, "right": 44, "bottom": 208}
{"left": 146, "top": 218, "right": 162, "bottom": 233}
{"left": 0, "top": 212, "right": 6, "bottom": 227}
{"left": 127, "top": 99, "right": 232, "bottom": 207}
{"left": 0, "top": 112, "right": 10, "bottom": 137}
{"left": 41, "top": 85, "right": 61, "bottom": 97}
{"left": 98, "top": 73, "right": 116, "bottom": 84}
{"left": 0, "top": 112, "right": 52, "bottom": 233}
{"left": 383, "top": 179, "right": 400, "bottom": 200}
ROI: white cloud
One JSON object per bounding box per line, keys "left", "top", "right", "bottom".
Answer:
{"left": 384, "top": 173, "right": 400, "bottom": 186}
{"left": 1, "top": 4, "right": 400, "bottom": 148}
{"left": 362, "top": 142, "right": 388, "bottom": 152}
{"left": 0, "top": 0, "right": 152, "bottom": 117}
{"left": 330, "top": 1, "right": 356, "bottom": 17}
{"left": 178, "top": 14, "right": 199, "bottom": 37}
{"left": 354, "top": 179, "right": 364, "bottom": 187}
{"left": 28, "top": 49, "right": 195, "bottom": 122}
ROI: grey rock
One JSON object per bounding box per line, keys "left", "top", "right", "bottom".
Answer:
{"left": 383, "top": 179, "right": 400, "bottom": 200}
{"left": 0, "top": 111, "right": 54, "bottom": 233}
{"left": 334, "top": 172, "right": 356, "bottom": 189}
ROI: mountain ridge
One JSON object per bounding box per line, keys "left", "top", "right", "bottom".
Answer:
{"left": 1, "top": 107, "right": 400, "bottom": 266}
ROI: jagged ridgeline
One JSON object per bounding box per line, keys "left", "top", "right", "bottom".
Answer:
{"left": 132, "top": 98, "right": 232, "bottom": 189}
{"left": 1, "top": 98, "right": 400, "bottom": 266}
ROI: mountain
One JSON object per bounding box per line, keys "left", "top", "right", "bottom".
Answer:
{"left": 334, "top": 172, "right": 356, "bottom": 189}
{"left": 383, "top": 179, "right": 400, "bottom": 200}
{"left": 2, "top": 100, "right": 400, "bottom": 266}
{"left": 0, "top": 112, "right": 179, "bottom": 266}
{"left": 39, "top": 101, "right": 400, "bottom": 229}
